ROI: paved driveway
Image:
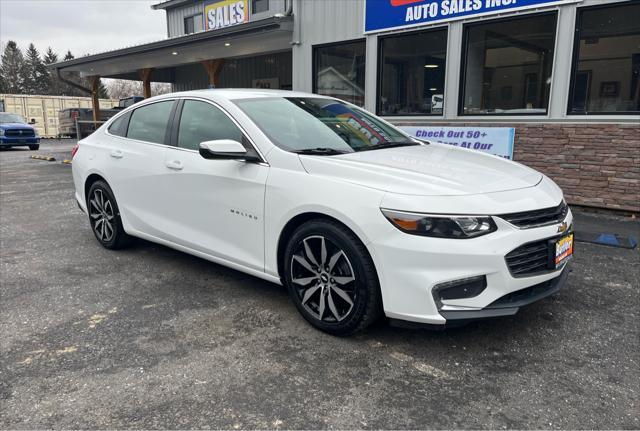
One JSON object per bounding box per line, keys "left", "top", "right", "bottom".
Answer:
{"left": 1, "top": 141, "right": 638, "bottom": 429}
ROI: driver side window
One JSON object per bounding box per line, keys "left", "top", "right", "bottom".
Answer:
{"left": 177, "top": 100, "right": 244, "bottom": 151}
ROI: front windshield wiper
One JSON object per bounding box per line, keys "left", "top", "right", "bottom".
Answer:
{"left": 291, "top": 148, "right": 351, "bottom": 156}
{"left": 356, "top": 142, "right": 422, "bottom": 152}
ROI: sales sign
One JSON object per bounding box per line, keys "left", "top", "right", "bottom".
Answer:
{"left": 364, "top": 0, "right": 581, "bottom": 33}
{"left": 400, "top": 126, "right": 515, "bottom": 159}
{"left": 204, "top": 0, "right": 248, "bottom": 31}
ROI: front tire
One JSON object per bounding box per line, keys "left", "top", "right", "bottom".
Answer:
{"left": 29, "top": 145, "right": 39, "bottom": 151}
{"left": 87, "top": 180, "right": 132, "bottom": 249}
{"left": 283, "top": 219, "right": 382, "bottom": 336}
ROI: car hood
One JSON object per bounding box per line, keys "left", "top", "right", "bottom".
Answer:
{"left": 298, "top": 143, "right": 542, "bottom": 196}
{"left": 0, "top": 123, "right": 32, "bottom": 129}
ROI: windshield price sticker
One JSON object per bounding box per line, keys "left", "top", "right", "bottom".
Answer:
{"left": 400, "top": 126, "right": 515, "bottom": 159}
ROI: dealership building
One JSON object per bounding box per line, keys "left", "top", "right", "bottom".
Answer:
{"left": 52, "top": 0, "right": 639, "bottom": 212}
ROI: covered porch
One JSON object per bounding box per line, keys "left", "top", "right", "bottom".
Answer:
{"left": 50, "top": 16, "right": 294, "bottom": 121}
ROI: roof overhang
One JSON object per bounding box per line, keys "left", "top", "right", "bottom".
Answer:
{"left": 151, "top": 0, "right": 192, "bottom": 10}
{"left": 49, "top": 16, "right": 293, "bottom": 81}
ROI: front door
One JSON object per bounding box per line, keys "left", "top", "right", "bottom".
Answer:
{"left": 161, "top": 99, "right": 268, "bottom": 271}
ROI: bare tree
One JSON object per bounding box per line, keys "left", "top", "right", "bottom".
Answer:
{"left": 105, "top": 79, "right": 172, "bottom": 99}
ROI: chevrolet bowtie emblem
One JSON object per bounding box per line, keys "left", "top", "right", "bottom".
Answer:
{"left": 557, "top": 222, "right": 568, "bottom": 233}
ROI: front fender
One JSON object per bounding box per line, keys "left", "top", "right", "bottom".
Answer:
{"left": 264, "top": 167, "right": 387, "bottom": 278}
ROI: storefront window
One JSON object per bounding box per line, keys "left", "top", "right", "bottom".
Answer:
{"left": 568, "top": 2, "right": 640, "bottom": 115}
{"left": 184, "top": 15, "right": 202, "bottom": 35}
{"left": 252, "top": 0, "right": 269, "bottom": 14}
{"left": 378, "top": 29, "right": 447, "bottom": 116}
{"left": 460, "top": 13, "right": 557, "bottom": 115}
{"left": 313, "top": 40, "right": 366, "bottom": 107}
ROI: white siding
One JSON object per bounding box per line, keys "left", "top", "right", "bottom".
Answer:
{"left": 292, "top": 0, "right": 365, "bottom": 97}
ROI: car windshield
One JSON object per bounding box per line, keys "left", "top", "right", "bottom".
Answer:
{"left": 234, "top": 97, "right": 419, "bottom": 154}
{"left": 0, "top": 113, "right": 27, "bottom": 124}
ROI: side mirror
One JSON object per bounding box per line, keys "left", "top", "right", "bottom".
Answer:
{"left": 29, "top": 118, "right": 36, "bottom": 125}
{"left": 199, "top": 139, "right": 259, "bottom": 162}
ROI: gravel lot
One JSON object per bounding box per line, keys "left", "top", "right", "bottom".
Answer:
{"left": 1, "top": 140, "right": 638, "bottom": 429}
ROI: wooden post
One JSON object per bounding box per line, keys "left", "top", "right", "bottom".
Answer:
{"left": 89, "top": 76, "right": 101, "bottom": 127}
{"left": 138, "top": 68, "right": 154, "bottom": 99}
{"left": 201, "top": 59, "right": 225, "bottom": 88}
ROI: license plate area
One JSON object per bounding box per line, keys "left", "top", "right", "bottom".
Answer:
{"left": 550, "top": 232, "right": 574, "bottom": 269}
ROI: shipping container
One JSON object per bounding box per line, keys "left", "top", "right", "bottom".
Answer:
{"left": 0, "top": 94, "right": 118, "bottom": 138}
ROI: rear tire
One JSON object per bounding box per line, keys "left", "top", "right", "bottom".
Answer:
{"left": 29, "top": 145, "right": 39, "bottom": 151}
{"left": 87, "top": 180, "right": 132, "bottom": 249}
{"left": 283, "top": 219, "right": 382, "bottom": 336}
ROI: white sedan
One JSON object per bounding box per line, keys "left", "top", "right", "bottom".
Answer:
{"left": 72, "top": 89, "right": 573, "bottom": 335}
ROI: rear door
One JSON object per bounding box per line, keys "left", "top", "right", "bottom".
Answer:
{"left": 105, "top": 99, "right": 177, "bottom": 238}
{"left": 160, "top": 98, "right": 268, "bottom": 271}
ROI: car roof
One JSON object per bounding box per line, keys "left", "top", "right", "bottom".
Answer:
{"left": 153, "top": 88, "right": 334, "bottom": 102}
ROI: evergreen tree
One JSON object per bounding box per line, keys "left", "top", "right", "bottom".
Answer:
{"left": 23, "top": 43, "right": 49, "bottom": 95}
{"left": 1, "top": 41, "right": 25, "bottom": 94}
{"left": 60, "top": 50, "right": 83, "bottom": 96}
{"left": 43, "top": 47, "right": 61, "bottom": 95}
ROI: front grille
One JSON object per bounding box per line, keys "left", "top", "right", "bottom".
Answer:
{"left": 505, "top": 238, "right": 551, "bottom": 277}
{"left": 489, "top": 269, "right": 567, "bottom": 307}
{"left": 5, "top": 129, "right": 35, "bottom": 137}
{"left": 498, "top": 201, "right": 568, "bottom": 229}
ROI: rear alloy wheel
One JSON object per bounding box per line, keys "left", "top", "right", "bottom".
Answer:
{"left": 284, "top": 220, "right": 381, "bottom": 335}
{"left": 87, "top": 180, "right": 132, "bottom": 249}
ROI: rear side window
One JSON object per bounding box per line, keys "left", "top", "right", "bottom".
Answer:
{"left": 177, "top": 100, "right": 243, "bottom": 151}
{"left": 127, "top": 101, "right": 174, "bottom": 144}
{"left": 108, "top": 112, "right": 130, "bottom": 137}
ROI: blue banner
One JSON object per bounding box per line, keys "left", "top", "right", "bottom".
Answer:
{"left": 364, "top": 0, "right": 578, "bottom": 33}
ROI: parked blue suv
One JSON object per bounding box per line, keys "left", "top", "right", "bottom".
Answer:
{"left": 0, "top": 113, "right": 40, "bottom": 150}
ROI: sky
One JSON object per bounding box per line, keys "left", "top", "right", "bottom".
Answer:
{"left": 0, "top": 0, "right": 167, "bottom": 60}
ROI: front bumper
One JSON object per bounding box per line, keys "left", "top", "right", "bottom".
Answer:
{"left": 367, "top": 206, "right": 573, "bottom": 325}
{"left": 0, "top": 137, "right": 40, "bottom": 145}
{"left": 438, "top": 266, "right": 568, "bottom": 322}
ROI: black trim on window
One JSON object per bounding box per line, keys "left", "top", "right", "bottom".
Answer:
{"left": 567, "top": 1, "right": 640, "bottom": 116}
{"left": 458, "top": 11, "right": 558, "bottom": 117}
{"left": 167, "top": 99, "right": 182, "bottom": 147}
{"left": 376, "top": 27, "right": 448, "bottom": 116}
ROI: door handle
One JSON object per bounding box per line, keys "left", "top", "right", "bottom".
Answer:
{"left": 165, "top": 160, "right": 183, "bottom": 171}
{"left": 109, "top": 150, "right": 123, "bottom": 159}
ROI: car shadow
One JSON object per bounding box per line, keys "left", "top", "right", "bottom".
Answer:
{"left": 123, "top": 236, "right": 562, "bottom": 349}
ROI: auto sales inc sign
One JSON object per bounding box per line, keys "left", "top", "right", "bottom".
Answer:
{"left": 364, "top": 0, "right": 580, "bottom": 33}
{"left": 204, "top": 0, "right": 248, "bottom": 31}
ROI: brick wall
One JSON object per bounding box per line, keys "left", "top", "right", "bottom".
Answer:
{"left": 393, "top": 122, "right": 640, "bottom": 213}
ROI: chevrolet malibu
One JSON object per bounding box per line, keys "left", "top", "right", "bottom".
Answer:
{"left": 72, "top": 89, "right": 573, "bottom": 335}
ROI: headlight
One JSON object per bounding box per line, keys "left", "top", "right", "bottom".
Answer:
{"left": 381, "top": 209, "right": 497, "bottom": 239}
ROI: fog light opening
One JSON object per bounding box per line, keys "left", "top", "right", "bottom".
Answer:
{"left": 434, "top": 275, "right": 487, "bottom": 304}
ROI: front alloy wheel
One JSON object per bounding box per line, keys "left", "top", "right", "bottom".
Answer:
{"left": 291, "top": 235, "right": 357, "bottom": 323}
{"left": 284, "top": 219, "right": 382, "bottom": 335}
